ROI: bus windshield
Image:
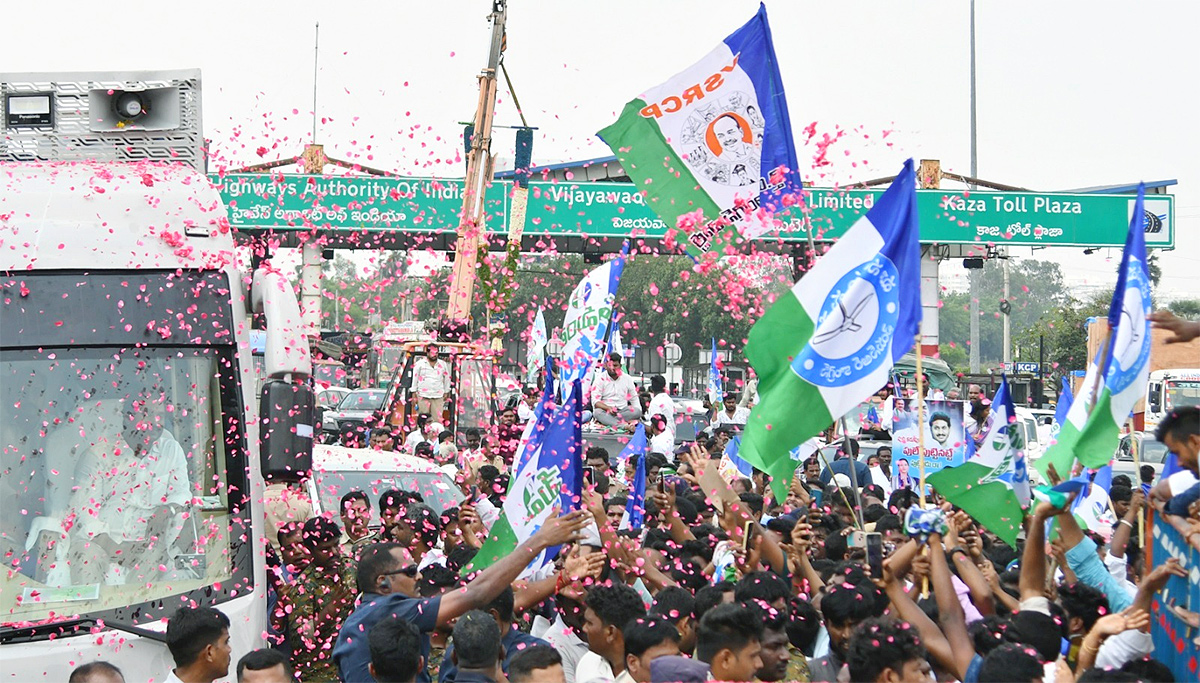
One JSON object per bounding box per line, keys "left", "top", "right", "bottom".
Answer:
{"left": 1166, "top": 380, "right": 1200, "bottom": 410}
{"left": 0, "top": 270, "right": 250, "bottom": 625}
{"left": 0, "top": 347, "right": 246, "bottom": 623}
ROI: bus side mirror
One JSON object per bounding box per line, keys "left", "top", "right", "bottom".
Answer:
{"left": 260, "top": 379, "right": 315, "bottom": 481}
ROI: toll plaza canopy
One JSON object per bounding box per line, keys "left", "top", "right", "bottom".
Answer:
{"left": 210, "top": 159, "right": 1176, "bottom": 253}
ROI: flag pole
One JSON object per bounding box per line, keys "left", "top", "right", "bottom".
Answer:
{"left": 839, "top": 416, "right": 864, "bottom": 527}
{"left": 1086, "top": 324, "right": 1114, "bottom": 415}
{"left": 1072, "top": 322, "right": 1114, "bottom": 477}
{"left": 914, "top": 334, "right": 927, "bottom": 508}
{"left": 813, "top": 443, "right": 863, "bottom": 530}
{"left": 913, "top": 334, "right": 930, "bottom": 598}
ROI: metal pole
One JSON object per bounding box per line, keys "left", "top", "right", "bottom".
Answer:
{"left": 1003, "top": 250, "right": 1011, "bottom": 367}
{"left": 1038, "top": 333, "right": 1045, "bottom": 407}
{"left": 915, "top": 334, "right": 928, "bottom": 508}
{"left": 968, "top": 0, "right": 981, "bottom": 374}
{"left": 312, "top": 22, "right": 320, "bottom": 144}
{"left": 839, "top": 417, "right": 862, "bottom": 526}
{"left": 969, "top": 0, "right": 977, "bottom": 182}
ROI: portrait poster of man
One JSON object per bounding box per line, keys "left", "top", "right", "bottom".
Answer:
{"left": 890, "top": 399, "right": 968, "bottom": 491}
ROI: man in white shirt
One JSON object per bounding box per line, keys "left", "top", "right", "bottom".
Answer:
{"left": 709, "top": 393, "right": 749, "bottom": 432}
{"left": 576, "top": 584, "right": 646, "bottom": 683}
{"left": 69, "top": 395, "right": 192, "bottom": 584}
{"left": 403, "top": 413, "right": 444, "bottom": 454}
{"left": 412, "top": 345, "right": 451, "bottom": 420}
{"left": 532, "top": 608, "right": 591, "bottom": 683}
{"left": 589, "top": 354, "right": 642, "bottom": 427}
{"left": 646, "top": 375, "right": 676, "bottom": 444}
{"left": 647, "top": 414, "right": 674, "bottom": 460}
{"left": 517, "top": 387, "right": 539, "bottom": 423}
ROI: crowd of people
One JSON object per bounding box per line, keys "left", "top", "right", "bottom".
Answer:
{"left": 67, "top": 315, "right": 1200, "bottom": 683}
{"left": 69, "top": 395, "right": 1198, "bottom": 683}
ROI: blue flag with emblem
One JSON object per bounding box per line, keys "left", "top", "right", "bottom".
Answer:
{"left": 466, "top": 376, "right": 582, "bottom": 578}
{"left": 741, "top": 160, "right": 921, "bottom": 504}
{"left": 621, "top": 434, "right": 648, "bottom": 531}
{"left": 1037, "top": 185, "right": 1153, "bottom": 479}
{"left": 560, "top": 242, "right": 629, "bottom": 397}
{"left": 1051, "top": 376, "right": 1074, "bottom": 445}
{"left": 928, "top": 375, "right": 1030, "bottom": 547}
{"left": 720, "top": 435, "right": 756, "bottom": 480}
{"left": 708, "top": 337, "right": 724, "bottom": 404}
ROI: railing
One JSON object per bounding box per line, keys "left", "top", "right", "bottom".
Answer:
{"left": 1148, "top": 509, "right": 1200, "bottom": 680}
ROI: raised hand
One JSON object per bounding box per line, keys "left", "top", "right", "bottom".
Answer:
{"left": 1148, "top": 310, "right": 1200, "bottom": 344}
{"left": 790, "top": 518, "right": 814, "bottom": 555}
{"left": 681, "top": 442, "right": 710, "bottom": 477}
{"left": 562, "top": 546, "right": 606, "bottom": 583}
{"left": 1140, "top": 557, "right": 1187, "bottom": 594}
{"left": 1128, "top": 487, "right": 1146, "bottom": 514}
{"left": 532, "top": 509, "right": 590, "bottom": 547}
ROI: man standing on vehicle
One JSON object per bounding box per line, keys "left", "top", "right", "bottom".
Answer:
{"left": 647, "top": 375, "right": 676, "bottom": 445}
{"left": 414, "top": 345, "right": 451, "bottom": 422}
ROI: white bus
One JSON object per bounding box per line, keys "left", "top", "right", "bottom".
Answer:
{"left": 0, "top": 161, "right": 314, "bottom": 680}
{"left": 1145, "top": 368, "right": 1200, "bottom": 432}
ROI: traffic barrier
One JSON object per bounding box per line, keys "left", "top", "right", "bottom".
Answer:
{"left": 1148, "top": 509, "right": 1200, "bottom": 679}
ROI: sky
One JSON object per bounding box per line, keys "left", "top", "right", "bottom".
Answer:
{"left": 7, "top": 0, "right": 1199, "bottom": 300}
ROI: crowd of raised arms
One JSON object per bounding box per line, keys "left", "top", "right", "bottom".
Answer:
{"left": 69, "top": 373, "right": 1200, "bottom": 683}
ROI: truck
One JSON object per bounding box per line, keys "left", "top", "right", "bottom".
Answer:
{"left": 1, "top": 70, "right": 314, "bottom": 681}
{"left": 1144, "top": 368, "right": 1200, "bottom": 432}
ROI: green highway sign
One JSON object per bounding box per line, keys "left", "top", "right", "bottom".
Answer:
{"left": 212, "top": 174, "right": 1174, "bottom": 249}
{"left": 212, "top": 173, "right": 506, "bottom": 232}
{"left": 522, "top": 182, "right": 1176, "bottom": 248}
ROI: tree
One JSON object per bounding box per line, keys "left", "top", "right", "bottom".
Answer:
{"left": 1016, "top": 289, "right": 1112, "bottom": 386}
{"left": 1168, "top": 298, "right": 1200, "bottom": 319}
{"left": 939, "top": 342, "right": 969, "bottom": 376}
{"left": 937, "top": 258, "right": 1069, "bottom": 367}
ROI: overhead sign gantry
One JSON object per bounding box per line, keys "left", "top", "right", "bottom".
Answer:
{"left": 210, "top": 172, "right": 1175, "bottom": 250}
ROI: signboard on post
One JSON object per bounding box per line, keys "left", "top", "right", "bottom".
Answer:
{"left": 1014, "top": 362, "right": 1039, "bottom": 374}
{"left": 212, "top": 173, "right": 507, "bottom": 232}
{"left": 212, "top": 174, "right": 1174, "bottom": 249}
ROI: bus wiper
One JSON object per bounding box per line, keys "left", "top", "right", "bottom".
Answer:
{"left": 0, "top": 616, "right": 167, "bottom": 644}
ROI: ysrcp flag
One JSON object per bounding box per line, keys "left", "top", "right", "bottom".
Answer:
{"left": 610, "top": 326, "right": 625, "bottom": 360}
{"left": 929, "top": 376, "right": 1030, "bottom": 548}
{"left": 1037, "top": 185, "right": 1152, "bottom": 480}
{"left": 527, "top": 306, "right": 548, "bottom": 382}
{"left": 559, "top": 243, "right": 628, "bottom": 394}
{"left": 466, "top": 381, "right": 583, "bottom": 579}
{"left": 740, "top": 160, "right": 921, "bottom": 503}
{"left": 708, "top": 337, "right": 724, "bottom": 404}
{"left": 598, "top": 3, "right": 800, "bottom": 257}
{"left": 1072, "top": 464, "right": 1118, "bottom": 542}
{"left": 1050, "top": 375, "right": 1074, "bottom": 444}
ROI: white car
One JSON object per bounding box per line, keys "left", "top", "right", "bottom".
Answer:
{"left": 1113, "top": 432, "right": 1170, "bottom": 487}
{"left": 306, "top": 445, "right": 465, "bottom": 521}
{"left": 1026, "top": 409, "right": 1057, "bottom": 449}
